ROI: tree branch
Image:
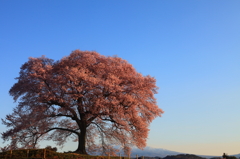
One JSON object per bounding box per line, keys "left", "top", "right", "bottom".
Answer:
{"left": 49, "top": 113, "right": 75, "bottom": 120}
{"left": 45, "top": 127, "right": 79, "bottom": 135}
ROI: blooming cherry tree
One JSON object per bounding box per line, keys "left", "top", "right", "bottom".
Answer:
{"left": 2, "top": 50, "right": 163, "bottom": 155}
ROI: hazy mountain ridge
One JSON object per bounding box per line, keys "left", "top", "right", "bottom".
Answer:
{"left": 130, "top": 147, "right": 240, "bottom": 159}
{"left": 131, "top": 147, "right": 181, "bottom": 158}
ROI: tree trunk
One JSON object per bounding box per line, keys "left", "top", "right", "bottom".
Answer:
{"left": 74, "top": 125, "right": 88, "bottom": 155}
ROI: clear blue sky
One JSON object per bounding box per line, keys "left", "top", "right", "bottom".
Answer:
{"left": 0, "top": 0, "right": 240, "bottom": 156}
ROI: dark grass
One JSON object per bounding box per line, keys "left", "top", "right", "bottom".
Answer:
{"left": 0, "top": 149, "right": 122, "bottom": 159}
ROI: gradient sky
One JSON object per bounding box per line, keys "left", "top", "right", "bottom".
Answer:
{"left": 0, "top": 0, "right": 240, "bottom": 156}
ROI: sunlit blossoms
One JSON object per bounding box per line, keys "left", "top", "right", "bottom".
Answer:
{"left": 1, "top": 50, "right": 164, "bottom": 155}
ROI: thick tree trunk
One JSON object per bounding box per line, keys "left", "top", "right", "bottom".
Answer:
{"left": 74, "top": 125, "right": 88, "bottom": 155}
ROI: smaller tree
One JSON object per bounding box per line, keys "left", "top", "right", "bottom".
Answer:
{"left": 45, "top": 145, "right": 57, "bottom": 152}
{"left": 223, "top": 153, "right": 228, "bottom": 159}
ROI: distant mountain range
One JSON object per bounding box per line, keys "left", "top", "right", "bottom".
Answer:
{"left": 130, "top": 147, "right": 240, "bottom": 159}
{"left": 130, "top": 147, "right": 181, "bottom": 158}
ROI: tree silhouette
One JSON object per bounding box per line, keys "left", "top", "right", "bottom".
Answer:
{"left": 45, "top": 145, "right": 57, "bottom": 152}
{"left": 1, "top": 50, "right": 163, "bottom": 155}
{"left": 223, "top": 153, "right": 228, "bottom": 159}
